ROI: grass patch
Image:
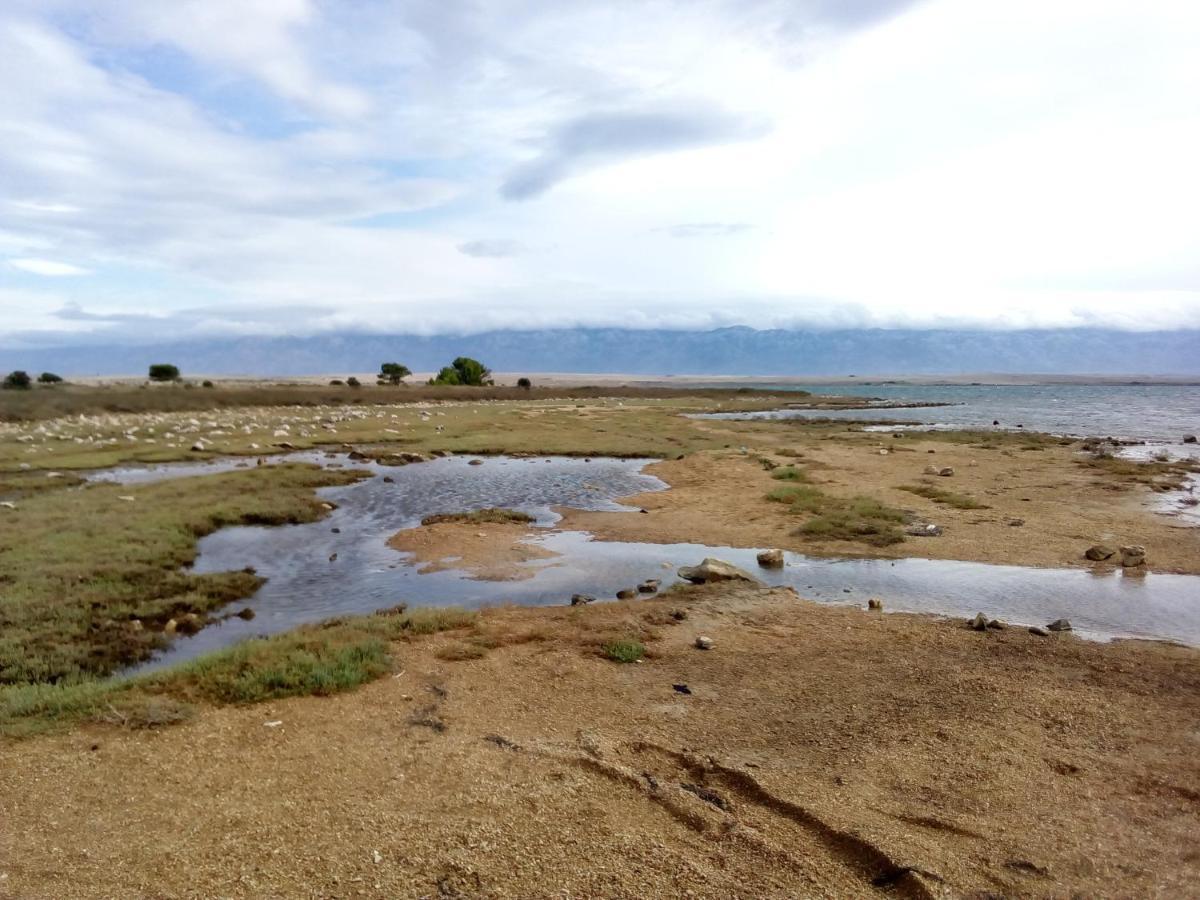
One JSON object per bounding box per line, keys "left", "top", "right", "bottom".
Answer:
{"left": 0, "top": 606, "right": 475, "bottom": 738}
{"left": 797, "top": 497, "right": 908, "bottom": 547}
{"left": 420, "top": 507, "right": 535, "bottom": 527}
{"left": 1078, "top": 455, "right": 1197, "bottom": 492}
{"left": 0, "top": 464, "right": 367, "bottom": 685}
{"left": 603, "top": 639, "right": 646, "bottom": 663}
{"left": 770, "top": 465, "right": 810, "bottom": 482}
{"left": 898, "top": 483, "right": 990, "bottom": 509}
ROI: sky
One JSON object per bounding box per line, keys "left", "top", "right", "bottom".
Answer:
{"left": 1, "top": 0, "right": 1199, "bottom": 348}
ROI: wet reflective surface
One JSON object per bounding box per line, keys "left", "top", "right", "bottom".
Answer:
{"left": 102, "top": 453, "right": 1200, "bottom": 673}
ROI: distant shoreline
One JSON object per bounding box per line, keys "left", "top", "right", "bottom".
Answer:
{"left": 62, "top": 372, "right": 1200, "bottom": 387}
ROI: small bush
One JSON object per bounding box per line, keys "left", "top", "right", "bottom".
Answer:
{"left": 37, "top": 372, "right": 63, "bottom": 384}
{"left": 2, "top": 370, "right": 32, "bottom": 390}
{"left": 603, "top": 639, "right": 646, "bottom": 663}
{"left": 346, "top": 376, "right": 361, "bottom": 388}
{"left": 771, "top": 465, "right": 809, "bottom": 482}
{"left": 430, "top": 356, "right": 491, "bottom": 386}
{"left": 767, "top": 483, "right": 826, "bottom": 512}
{"left": 420, "top": 508, "right": 534, "bottom": 526}
{"left": 329, "top": 379, "right": 344, "bottom": 386}
{"left": 517, "top": 377, "right": 532, "bottom": 389}
{"left": 201, "top": 380, "right": 215, "bottom": 389}
{"left": 148, "top": 363, "right": 180, "bottom": 381}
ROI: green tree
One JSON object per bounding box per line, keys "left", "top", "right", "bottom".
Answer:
{"left": 148, "top": 363, "right": 180, "bottom": 382}
{"left": 2, "top": 370, "right": 32, "bottom": 390}
{"left": 430, "top": 356, "right": 491, "bottom": 386}
{"left": 378, "top": 362, "right": 412, "bottom": 385}
{"left": 37, "top": 372, "right": 64, "bottom": 384}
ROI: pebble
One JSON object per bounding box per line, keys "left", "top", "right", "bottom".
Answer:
{"left": 1047, "top": 618, "right": 1072, "bottom": 632}
{"left": 1029, "top": 626, "right": 1050, "bottom": 637}
{"left": 867, "top": 598, "right": 883, "bottom": 611}
{"left": 695, "top": 636, "right": 714, "bottom": 650}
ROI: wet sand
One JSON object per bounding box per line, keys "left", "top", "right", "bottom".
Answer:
{"left": 386, "top": 521, "right": 561, "bottom": 581}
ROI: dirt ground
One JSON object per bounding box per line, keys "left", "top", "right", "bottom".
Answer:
{"left": 387, "top": 521, "right": 562, "bottom": 581}
{"left": 561, "top": 439, "right": 1200, "bottom": 573}
{"left": 2, "top": 585, "right": 1198, "bottom": 899}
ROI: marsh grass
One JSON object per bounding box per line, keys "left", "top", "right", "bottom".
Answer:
{"left": 0, "top": 607, "right": 475, "bottom": 738}
{"left": 0, "top": 464, "right": 367, "bottom": 685}
{"left": 421, "top": 508, "right": 535, "bottom": 527}
{"left": 898, "top": 483, "right": 990, "bottom": 509}
{"left": 770, "top": 465, "right": 810, "bottom": 482}
{"left": 603, "top": 639, "right": 646, "bottom": 663}
{"left": 767, "top": 479, "right": 908, "bottom": 546}
{"left": 1079, "top": 455, "right": 1198, "bottom": 492}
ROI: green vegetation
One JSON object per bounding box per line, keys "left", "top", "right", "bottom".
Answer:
{"left": 767, "top": 481, "right": 907, "bottom": 546}
{"left": 378, "top": 362, "right": 412, "bottom": 385}
{"left": 37, "top": 372, "right": 63, "bottom": 384}
{"left": 429, "top": 356, "right": 493, "bottom": 386}
{"left": 0, "top": 464, "right": 367, "bottom": 685}
{"left": 1079, "top": 454, "right": 1199, "bottom": 492}
{"left": 770, "top": 465, "right": 810, "bottom": 482}
{"left": 3, "top": 370, "right": 32, "bottom": 390}
{"left": 517, "top": 377, "right": 532, "bottom": 389}
{"left": 346, "top": 376, "right": 361, "bottom": 387}
{"left": 898, "top": 483, "right": 990, "bottom": 509}
{"left": 148, "top": 363, "right": 180, "bottom": 382}
{"left": 798, "top": 497, "right": 908, "bottom": 546}
{"left": 420, "top": 507, "right": 535, "bottom": 526}
{"left": 0, "top": 607, "right": 475, "bottom": 739}
{"left": 603, "top": 639, "right": 646, "bottom": 663}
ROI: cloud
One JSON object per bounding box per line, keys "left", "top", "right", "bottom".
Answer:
{"left": 458, "top": 239, "right": 526, "bottom": 258}
{"left": 662, "top": 223, "right": 756, "bottom": 238}
{"left": 501, "top": 106, "right": 770, "bottom": 200}
{"left": 0, "top": 0, "right": 1198, "bottom": 345}
{"left": 9, "top": 257, "right": 89, "bottom": 276}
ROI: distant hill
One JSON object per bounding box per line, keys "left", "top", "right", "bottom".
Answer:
{"left": 2, "top": 327, "right": 1198, "bottom": 377}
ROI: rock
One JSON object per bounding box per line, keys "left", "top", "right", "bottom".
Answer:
{"left": 570, "top": 594, "right": 596, "bottom": 606}
{"left": 969, "top": 612, "right": 989, "bottom": 631}
{"left": 923, "top": 465, "right": 940, "bottom": 475}
{"left": 274, "top": 441, "right": 296, "bottom": 450}
{"left": 0, "top": 501, "right": 17, "bottom": 510}
{"left": 672, "top": 684, "right": 692, "bottom": 695}
{"left": 331, "top": 527, "right": 341, "bottom": 533}
{"left": 867, "top": 598, "right": 883, "bottom": 611}
{"left": 382, "top": 476, "right": 395, "bottom": 483}
{"left": 616, "top": 588, "right": 637, "bottom": 600}
{"left": 637, "top": 579, "right": 660, "bottom": 594}
{"left": 695, "top": 636, "right": 714, "bottom": 650}
{"left": 189, "top": 442, "right": 205, "bottom": 452}
{"left": 1084, "top": 544, "right": 1115, "bottom": 561}
{"left": 670, "top": 610, "right": 687, "bottom": 621}
{"left": 1047, "top": 618, "right": 1072, "bottom": 632}
{"left": 677, "top": 558, "right": 763, "bottom": 585}
{"left": 236, "top": 608, "right": 256, "bottom": 620}
{"left": 1184, "top": 435, "right": 1197, "bottom": 444}
{"left": 937, "top": 467, "right": 955, "bottom": 477}
{"left": 347, "top": 450, "right": 367, "bottom": 460}
{"left": 756, "top": 548, "right": 785, "bottom": 568}
{"left": 906, "top": 523, "right": 943, "bottom": 537}
{"left": 987, "top": 619, "right": 1007, "bottom": 630}
{"left": 1005, "top": 517, "right": 1025, "bottom": 527}
{"left": 1028, "top": 626, "right": 1050, "bottom": 637}
{"left": 164, "top": 618, "right": 178, "bottom": 636}
{"left": 329, "top": 552, "right": 338, "bottom": 562}
{"left": 468, "top": 459, "right": 484, "bottom": 466}
{"left": 1119, "top": 545, "right": 1146, "bottom": 567}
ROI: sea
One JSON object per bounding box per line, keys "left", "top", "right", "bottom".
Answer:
{"left": 703, "top": 382, "right": 1200, "bottom": 446}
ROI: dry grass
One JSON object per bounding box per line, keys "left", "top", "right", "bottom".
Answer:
{"left": 420, "top": 508, "right": 535, "bottom": 527}
{"left": 898, "top": 482, "right": 991, "bottom": 509}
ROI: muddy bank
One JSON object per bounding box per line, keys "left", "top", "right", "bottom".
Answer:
{"left": 3, "top": 584, "right": 1198, "bottom": 898}
{"left": 387, "top": 521, "right": 560, "bottom": 581}
{"left": 560, "top": 442, "right": 1200, "bottom": 574}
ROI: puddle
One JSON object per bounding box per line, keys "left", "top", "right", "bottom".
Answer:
{"left": 103, "top": 452, "right": 1200, "bottom": 673}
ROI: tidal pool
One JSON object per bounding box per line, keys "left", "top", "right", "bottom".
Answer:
{"left": 96, "top": 453, "right": 1200, "bottom": 672}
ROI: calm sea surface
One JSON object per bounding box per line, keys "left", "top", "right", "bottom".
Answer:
{"left": 703, "top": 383, "right": 1200, "bottom": 442}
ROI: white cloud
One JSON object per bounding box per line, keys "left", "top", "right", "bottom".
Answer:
{"left": 9, "top": 257, "right": 90, "bottom": 276}
{"left": 0, "top": 0, "right": 1197, "bottom": 343}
